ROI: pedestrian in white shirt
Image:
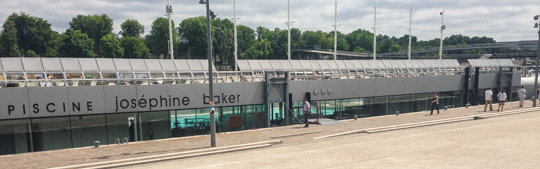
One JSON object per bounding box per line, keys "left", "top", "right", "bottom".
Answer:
{"left": 518, "top": 86, "right": 527, "bottom": 107}
{"left": 484, "top": 88, "right": 493, "bottom": 112}
{"left": 497, "top": 89, "right": 507, "bottom": 112}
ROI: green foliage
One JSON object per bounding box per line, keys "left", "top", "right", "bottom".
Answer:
{"left": 0, "top": 20, "right": 19, "bottom": 57}
{"left": 147, "top": 17, "right": 176, "bottom": 55}
{"left": 61, "top": 30, "right": 96, "bottom": 58}
{"left": 237, "top": 25, "right": 256, "bottom": 57}
{"left": 44, "top": 48, "right": 59, "bottom": 57}
{"left": 2, "top": 12, "right": 57, "bottom": 56}
{"left": 69, "top": 14, "right": 113, "bottom": 57}
{"left": 100, "top": 34, "right": 123, "bottom": 58}
{"left": 120, "top": 19, "right": 144, "bottom": 38}
{"left": 121, "top": 36, "right": 150, "bottom": 59}
{"left": 179, "top": 16, "right": 209, "bottom": 58}
{"left": 25, "top": 50, "right": 37, "bottom": 57}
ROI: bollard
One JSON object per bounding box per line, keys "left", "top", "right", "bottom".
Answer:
{"left": 396, "top": 111, "right": 400, "bottom": 116}
{"left": 444, "top": 106, "right": 447, "bottom": 110}
{"left": 123, "top": 137, "right": 128, "bottom": 144}
{"left": 354, "top": 115, "right": 358, "bottom": 120}
{"left": 115, "top": 138, "right": 120, "bottom": 145}
{"left": 94, "top": 141, "right": 100, "bottom": 148}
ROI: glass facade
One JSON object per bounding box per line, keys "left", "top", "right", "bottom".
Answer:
{"left": 0, "top": 91, "right": 465, "bottom": 156}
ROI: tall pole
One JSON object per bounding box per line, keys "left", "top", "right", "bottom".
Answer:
{"left": 204, "top": 0, "right": 216, "bottom": 147}
{"left": 334, "top": 1, "right": 337, "bottom": 60}
{"left": 287, "top": 0, "right": 291, "bottom": 60}
{"left": 534, "top": 21, "right": 539, "bottom": 107}
{"left": 234, "top": 0, "right": 238, "bottom": 71}
{"left": 167, "top": 0, "right": 174, "bottom": 60}
{"left": 439, "top": 11, "right": 444, "bottom": 60}
{"left": 373, "top": 5, "right": 377, "bottom": 60}
{"left": 408, "top": 8, "right": 412, "bottom": 60}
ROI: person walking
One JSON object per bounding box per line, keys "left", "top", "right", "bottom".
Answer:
{"left": 484, "top": 88, "right": 493, "bottom": 112}
{"left": 303, "top": 99, "right": 311, "bottom": 127}
{"left": 518, "top": 86, "right": 527, "bottom": 107}
{"left": 497, "top": 89, "right": 508, "bottom": 112}
{"left": 430, "top": 93, "right": 439, "bottom": 115}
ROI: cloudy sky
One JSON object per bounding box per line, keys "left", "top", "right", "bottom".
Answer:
{"left": 1, "top": 0, "right": 539, "bottom": 42}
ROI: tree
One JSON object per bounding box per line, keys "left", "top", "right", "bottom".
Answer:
{"left": 0, "top": 20, "right": 19, "bottom": 57}
{"left": 302, "top": 30, "right": 329, "bottom": 50}
{"left": 147, "top": 17, "right": 176, "bottom": 56}
{"left": 100, "top": 34, "right": 123, "bottom": 58}
{"left": 25, "top": 50, "right": 37, "bottom": 57}
{"left": 179, "top": 16, "right": 207, "bottom": 58}
{"left": 61, "top": 30, "right": 96, "bottom": 58}
{"left": 69, "top": 14, "right": 113, "bottom": 57}
{"left": 121, "top": 36, "right": 150, "bottom": 59}
{"left": 237, "top": 25, "right": 256, "bottom": 57}
{"left": 120, "top": 19, "right": 144, "bottom": 38}
{"left": 245, "top": 38, "right": 273, "bottom": 59}
{"left": 2, "top": 12, "right": 57, "bottom": 56}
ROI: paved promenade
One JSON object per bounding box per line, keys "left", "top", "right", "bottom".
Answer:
{"left": 0, "top": 101, "right": 537, "bottom": 169}
{"left": 129, "top": 106, "right": 540, "bottom": 169}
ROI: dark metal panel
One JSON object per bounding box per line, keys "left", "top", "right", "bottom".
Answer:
{"left": 166, "top": 84, "right": 196, "bottom": 110}
{"left": 479, "top": 73, "right": 498, "bottom": 89}
{"left": 307, "top": 80, "right": 326, "bottom": 101}
{"left": 193, "top": 83, "right": 221, "bottom": 108}
{"left": 374, "top": 78, "right": 391, "bottom": 96}
{"left": 136, "top": 85, "right": 169, "bottom": 112}
{"left": 0, "top": 88, "right": 30, "bottom": 120}
{"left": 67, "top": 86, "right": 105, "bottom": 115}
{"left": 28, "top": 87, "right": 69, "bottom": 118}
{"left": 340, "top": 79, "right": 358, "bottom": 99}
{"left": 358, "top": 78, "right": 376, "bottom": 97}
{"left": 220, "top": 82, "right": 246, "bottom": 107}
{"left": 403, "top": 77, "right": 420, "bottom": 94}
{"left": 103, "top": 85, "right": 138, "bottom": 113}
{"left": 289, "top": 81, "right": 308, "bottom": 102}
{"left": 242, "top": 82, "right": 265, "bottom": 105}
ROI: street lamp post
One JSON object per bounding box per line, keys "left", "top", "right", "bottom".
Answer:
{"left": 288, "top": 0, "right": 291, "bottom": 60}
{"left": 199, "top": 0, "right": 217, "bottom": 147}
{"left": 439, "top": 11, "right": 445, "bottom": 60}
{"left": 408, "top": 8, "right": 412, "bottom": 60}
{"left": 533, "top": 15, "right": 539, "bottom": 107}
{"left": 234, "top": 0, "right": 238, "bottom": 71}
{"left": 166, "top": 0, "right": 174, "bottom": 60}
{"left": 334, "top": 1, "right": 337, "bottom": 60}
{"left": 373, "top": 5, "right": 377, "bottom": 60}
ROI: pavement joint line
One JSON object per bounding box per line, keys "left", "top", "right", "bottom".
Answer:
{"left": 81, "top": 144, "right": 273, "bottom": 169}
{"left": 270, "top": 131, "right": 326, "bottom": 139}
{"left": 314, "top": 107, "right": 539, "bottom": 140}
{"left": 50, "top": 140, "right": 282, "bottom": 169}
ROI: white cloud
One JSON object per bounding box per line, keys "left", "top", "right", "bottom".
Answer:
{"left": 0, "top": 0, "right": 539, "bottom": 42}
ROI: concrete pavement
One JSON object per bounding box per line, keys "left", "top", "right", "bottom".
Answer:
{"left": 126, "top": 110, "right": 540, "bottom": 169}
{"left": 0, "top": 101, "right": 538, "bottom": 169}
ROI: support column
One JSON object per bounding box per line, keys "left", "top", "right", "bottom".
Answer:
{"left": 264, "top": 72, "right": 270, "bottom": 128}
{"left": 464, "top": 67, "right": 470, "bottom": 105}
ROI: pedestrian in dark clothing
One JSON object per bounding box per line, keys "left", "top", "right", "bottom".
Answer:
{"left": 430, "top": 93, "right": 439, "bottom": 115}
